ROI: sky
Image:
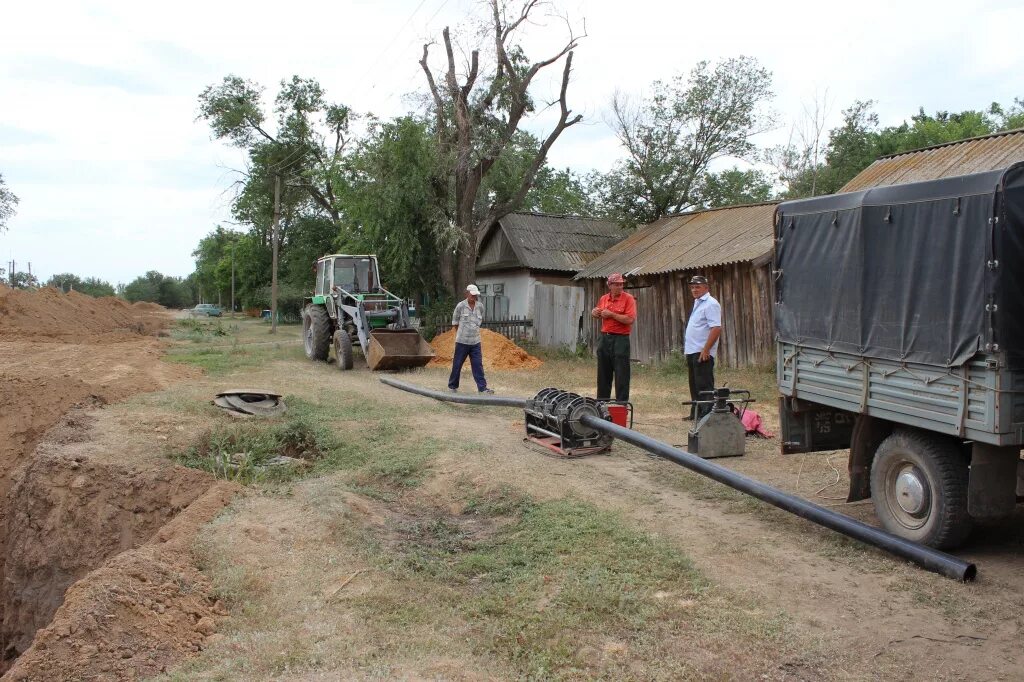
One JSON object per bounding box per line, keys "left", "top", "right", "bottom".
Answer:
{"left": 1, "top": 0, "right": 1022, "bottom": 286}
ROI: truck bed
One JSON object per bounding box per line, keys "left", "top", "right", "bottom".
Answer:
{"left": 778, "top": 342, "right": 1024, "bottom": 446}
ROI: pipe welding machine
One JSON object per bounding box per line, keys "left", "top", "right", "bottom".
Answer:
{"left": 523, "top": 387, "right": 633, "bottom": 458}
{"left": 680, "top": 387, "right": 754, "bottom": 459}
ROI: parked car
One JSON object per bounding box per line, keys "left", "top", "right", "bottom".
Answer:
{"left": 190, "top": 303, "right": 223, "bottom": 317}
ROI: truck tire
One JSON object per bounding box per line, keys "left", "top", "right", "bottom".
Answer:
{"left": 870, "top": 429, "right": 971, "bottom": 549}
{"left": 303, "top": 305, "right": 331, "bottom": 362}
{"left": 334, "top": 330, "right": 354, "bottom": 370}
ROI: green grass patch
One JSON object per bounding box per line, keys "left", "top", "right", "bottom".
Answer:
{"left": 361, "top": 492, "right": 721, "bottom": 679}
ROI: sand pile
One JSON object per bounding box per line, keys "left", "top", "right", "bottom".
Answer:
{"left": 429, "top": 328, "right": 542, "bottom": 370}
{"left": 0, "top": 285, "right": 169, "bottom": 341}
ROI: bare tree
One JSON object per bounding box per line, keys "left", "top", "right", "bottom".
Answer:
{"left": 767, "top": 89, "right": 833, "bottom": 198}
{"left": 420, "top": 0, "right": 584, "bottom": 294}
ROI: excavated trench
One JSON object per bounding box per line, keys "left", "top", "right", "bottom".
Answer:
{"left": 0, "top": 407, "right": 226, "bottom": 677}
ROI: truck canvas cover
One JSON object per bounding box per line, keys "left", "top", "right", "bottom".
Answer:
{"left": 775, "top": 163, "right": 1024, "bottom": 368}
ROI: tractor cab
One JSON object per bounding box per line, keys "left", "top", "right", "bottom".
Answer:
{"left": 315, "top": 255, "right": 380, "bottom": 296}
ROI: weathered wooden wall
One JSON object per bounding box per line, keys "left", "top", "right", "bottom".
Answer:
{"left": 582, "top": 261, "right": 774, "bottom": 368}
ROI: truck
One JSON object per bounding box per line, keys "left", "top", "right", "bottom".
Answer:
{"left": 775, "top": 165, "right": 1024, "bottom": 548}
{"left": 302, "top": 254, "right": 434, "bottom": 371}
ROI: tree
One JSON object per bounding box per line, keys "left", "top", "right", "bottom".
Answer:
{"left": 0, "top": 173, "right": 18, "bottom": 233}
{"left": 699, "top": 167, "right": 773, "bottom": 208}
{"left": 198, "top": 75, "right": 352, "bottom": 225}
{"left": 192, "top": 226, "right": 244, "bottom": 304}
{"left": 779, "top": 98, "right": 1024, "bottom": 198}
{"left": 8, "top": 271, "right": 38, "bottom": 289}
{"left": 338, "top": 116, "right": 448, "bottom": 299}
{"left": 46, "top": 273, "right": 116, "bottom": 297}
{"left": 419, "top": 0, "right": 585, "bottom": 294}
{"left": 601, "top": 56, "right": 774, "bottom": 225}
{"left": 123, "top": 271, "right": 192, "bottom": 308}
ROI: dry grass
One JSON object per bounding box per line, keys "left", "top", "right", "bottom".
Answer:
{"left": 143, "top": 321, "right": 1022, "bottom": 680}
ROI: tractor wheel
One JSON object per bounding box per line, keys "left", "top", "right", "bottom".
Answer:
{"left": 334, "top": 330, "right": 354, "bottom": 370}
{"left": 870, "top": 429, "right": 972, "bottom": 549}
{"left": 302, "top": 305, "right": 331, "bottom": 362}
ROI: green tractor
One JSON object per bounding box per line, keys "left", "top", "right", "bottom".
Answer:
{"left": 302, "top": 254, "right": 435, "bottom": 371}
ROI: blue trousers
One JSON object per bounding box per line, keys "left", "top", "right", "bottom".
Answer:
{"left": 448, "top": 342, "right": 488, "bottom": 391}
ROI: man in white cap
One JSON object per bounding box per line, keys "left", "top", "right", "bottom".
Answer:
{"left": 448, "top": 283, "right": 494, "bottom": 393}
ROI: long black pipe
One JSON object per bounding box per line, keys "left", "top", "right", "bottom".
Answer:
{"left": 378, "top": 377, "right": 976, "bottom": 581}
{"left": 580, "top": 414, "right": 976, "bottom": 582}
{"left": 378, "top": 376, "right": 528, "bottom": 408}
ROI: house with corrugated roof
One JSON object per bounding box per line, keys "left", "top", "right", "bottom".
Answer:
{"left": 575, "top": 202, "right": 778, "bottom": 367}
{"left": 475, "top": 212, "right": 625, "bottom": 320}
{"left": 574, "top": 128, "right": 1024, "bottom": 368}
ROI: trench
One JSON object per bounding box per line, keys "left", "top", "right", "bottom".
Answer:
{"left": 0, "top": 410, "right": 218, "bottom": 675}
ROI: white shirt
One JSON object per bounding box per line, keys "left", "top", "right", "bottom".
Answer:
{"left": 684, "top": 292, "right": 722, "bottom": 356}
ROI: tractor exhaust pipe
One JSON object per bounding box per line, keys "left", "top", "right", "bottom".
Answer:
{"left": 579, "top": 414, "right": 976, "bottom": 582}
{"left": 378, "top": 378, "right": 977, "bottom": 581}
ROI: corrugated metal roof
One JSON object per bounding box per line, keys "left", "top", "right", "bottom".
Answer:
{"left": 841, "top": 128, "right": 1024, "bottom": 191}
{"left": 484, "top": 213, "right": 627, "bottom": 272}
{"left": 574, "top": 202, "right": 778, "bottom": 280}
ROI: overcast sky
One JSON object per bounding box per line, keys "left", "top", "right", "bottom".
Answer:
{"left": 2, "top": 0, "right": 1021, "bottom": 285}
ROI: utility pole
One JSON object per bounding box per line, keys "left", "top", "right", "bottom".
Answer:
{"left": 270, "top": 173, "right": 281, "bottom": 334}
{"left": 230, "top": 241, "right": 236, "bottom": 319}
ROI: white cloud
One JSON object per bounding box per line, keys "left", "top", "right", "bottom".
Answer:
{"left": 1, "top": 0, "right": 1021, "bottom": 284}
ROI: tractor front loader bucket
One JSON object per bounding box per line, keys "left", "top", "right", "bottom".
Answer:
{"left": 366, "top": 329, "right": 435, "bottom": 371}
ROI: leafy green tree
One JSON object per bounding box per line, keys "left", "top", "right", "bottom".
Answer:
{"left": 699, "top": 167, "right": 774, "bottom": 208}
{"left": 0, "top": 173, "right": 17, "bottom": 232}
{"left": 779, "top": 98, "right": 1024, "bottom": 198}
{"left": 192, "top": 226, "right": 244, "bottom": 306}
{"left": 337, "top": 116, "right": 447, "bottom": 299}
{"left": 419, "top": 0, "right": 584, "bottom": 294}
{"left": 123, "top": 271, "right": 192, "bottom": 308}
{"left": 601, "top": 56, "right": 774, "bottom": 225}
{"left": 8, "top": 271, "right": 38, "bottom": 289}
{"left": 46, "top": 273, "right": 116, "bottom": 297}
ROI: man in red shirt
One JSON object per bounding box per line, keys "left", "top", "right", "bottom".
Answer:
{"left": 591, "top": 272, "right": 636, "bottom": 402}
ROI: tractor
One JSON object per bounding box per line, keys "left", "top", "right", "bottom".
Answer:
{"left": 302, "top": 254, "right": 434, "bottom": 371}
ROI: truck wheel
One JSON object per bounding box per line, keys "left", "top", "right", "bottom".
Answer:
{"left": 303, "top": 305, "right": 331, "bottom": 362}
{"left": 334, "top": 330, "right": 354, "bottom": 370}
{"left": 870, "top": 429, "right": 971, "bottom": 549}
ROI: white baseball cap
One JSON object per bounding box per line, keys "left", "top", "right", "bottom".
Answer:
{"left": 466, "top": 284, "right": 481, "bottom": 295}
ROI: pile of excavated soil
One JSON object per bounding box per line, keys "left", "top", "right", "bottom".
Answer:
{"left": 0, "top": 285, "right": 169, "bottom": 342}
{"left": 429, "top": 328, "right": 542, "bottom": 370}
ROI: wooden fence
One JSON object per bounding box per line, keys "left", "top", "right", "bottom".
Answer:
{"left": 437, "top": 315, "right": 533, "bottom": 340}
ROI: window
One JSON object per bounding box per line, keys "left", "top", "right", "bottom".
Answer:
{"left": 492, "top": 283, "right": 505, "bottom": 295}
{"left": 315, "top": 260, "right": 326, "bottom": 296}
{"left": 478, "top": 284, "right": 489, "bottom": 295}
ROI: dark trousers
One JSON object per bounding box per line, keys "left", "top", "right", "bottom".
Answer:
{"left": 687, "top": 352, "right": 715, "bottom": 419}
{"left": 449, "top": 342, "right": 487, "bottom": 391}
{"left": 597, "top": 333, "right": 631, "bottom": 402}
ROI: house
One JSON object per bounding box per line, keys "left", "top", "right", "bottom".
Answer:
{"left": 574, "top": 128, "right": 1024, "bottom": 368}
{"left": 474, "top": 212, "right": 626, "bottom": 320}
{"left": 839, "top": 128, "right": 1024, "bottom": 191}
{"left": 574, "top": 202, "right": 778, "bottom": 368}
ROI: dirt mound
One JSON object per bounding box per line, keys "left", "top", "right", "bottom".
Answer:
{"left": 0, "top": 285, "right": 169, "bottom": 342}
{"left": 429, "top": 328, "right": 542, "bottom": 370}
{"left": 131, "top": 301, "right": 165, "bottom": 312}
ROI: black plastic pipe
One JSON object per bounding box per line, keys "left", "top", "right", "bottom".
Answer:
{"left": 379, "top": 376, "right": 528, "bottom": 408}
{"left": 580, "top": 414, "right": 977, "bottom": 582}
{"left": 378, "top": 377, "right": 976, "bottom": 581}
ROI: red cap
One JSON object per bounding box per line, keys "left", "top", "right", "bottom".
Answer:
{"left": 607, "top": 273, "right": 625, "bottom": 284}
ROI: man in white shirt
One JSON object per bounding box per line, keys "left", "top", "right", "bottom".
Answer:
{"left": 683, "top": 275, "right": 722, "bottom": 420}
{"left": 448, "top": 284, "right": 494, "bottom": 394}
